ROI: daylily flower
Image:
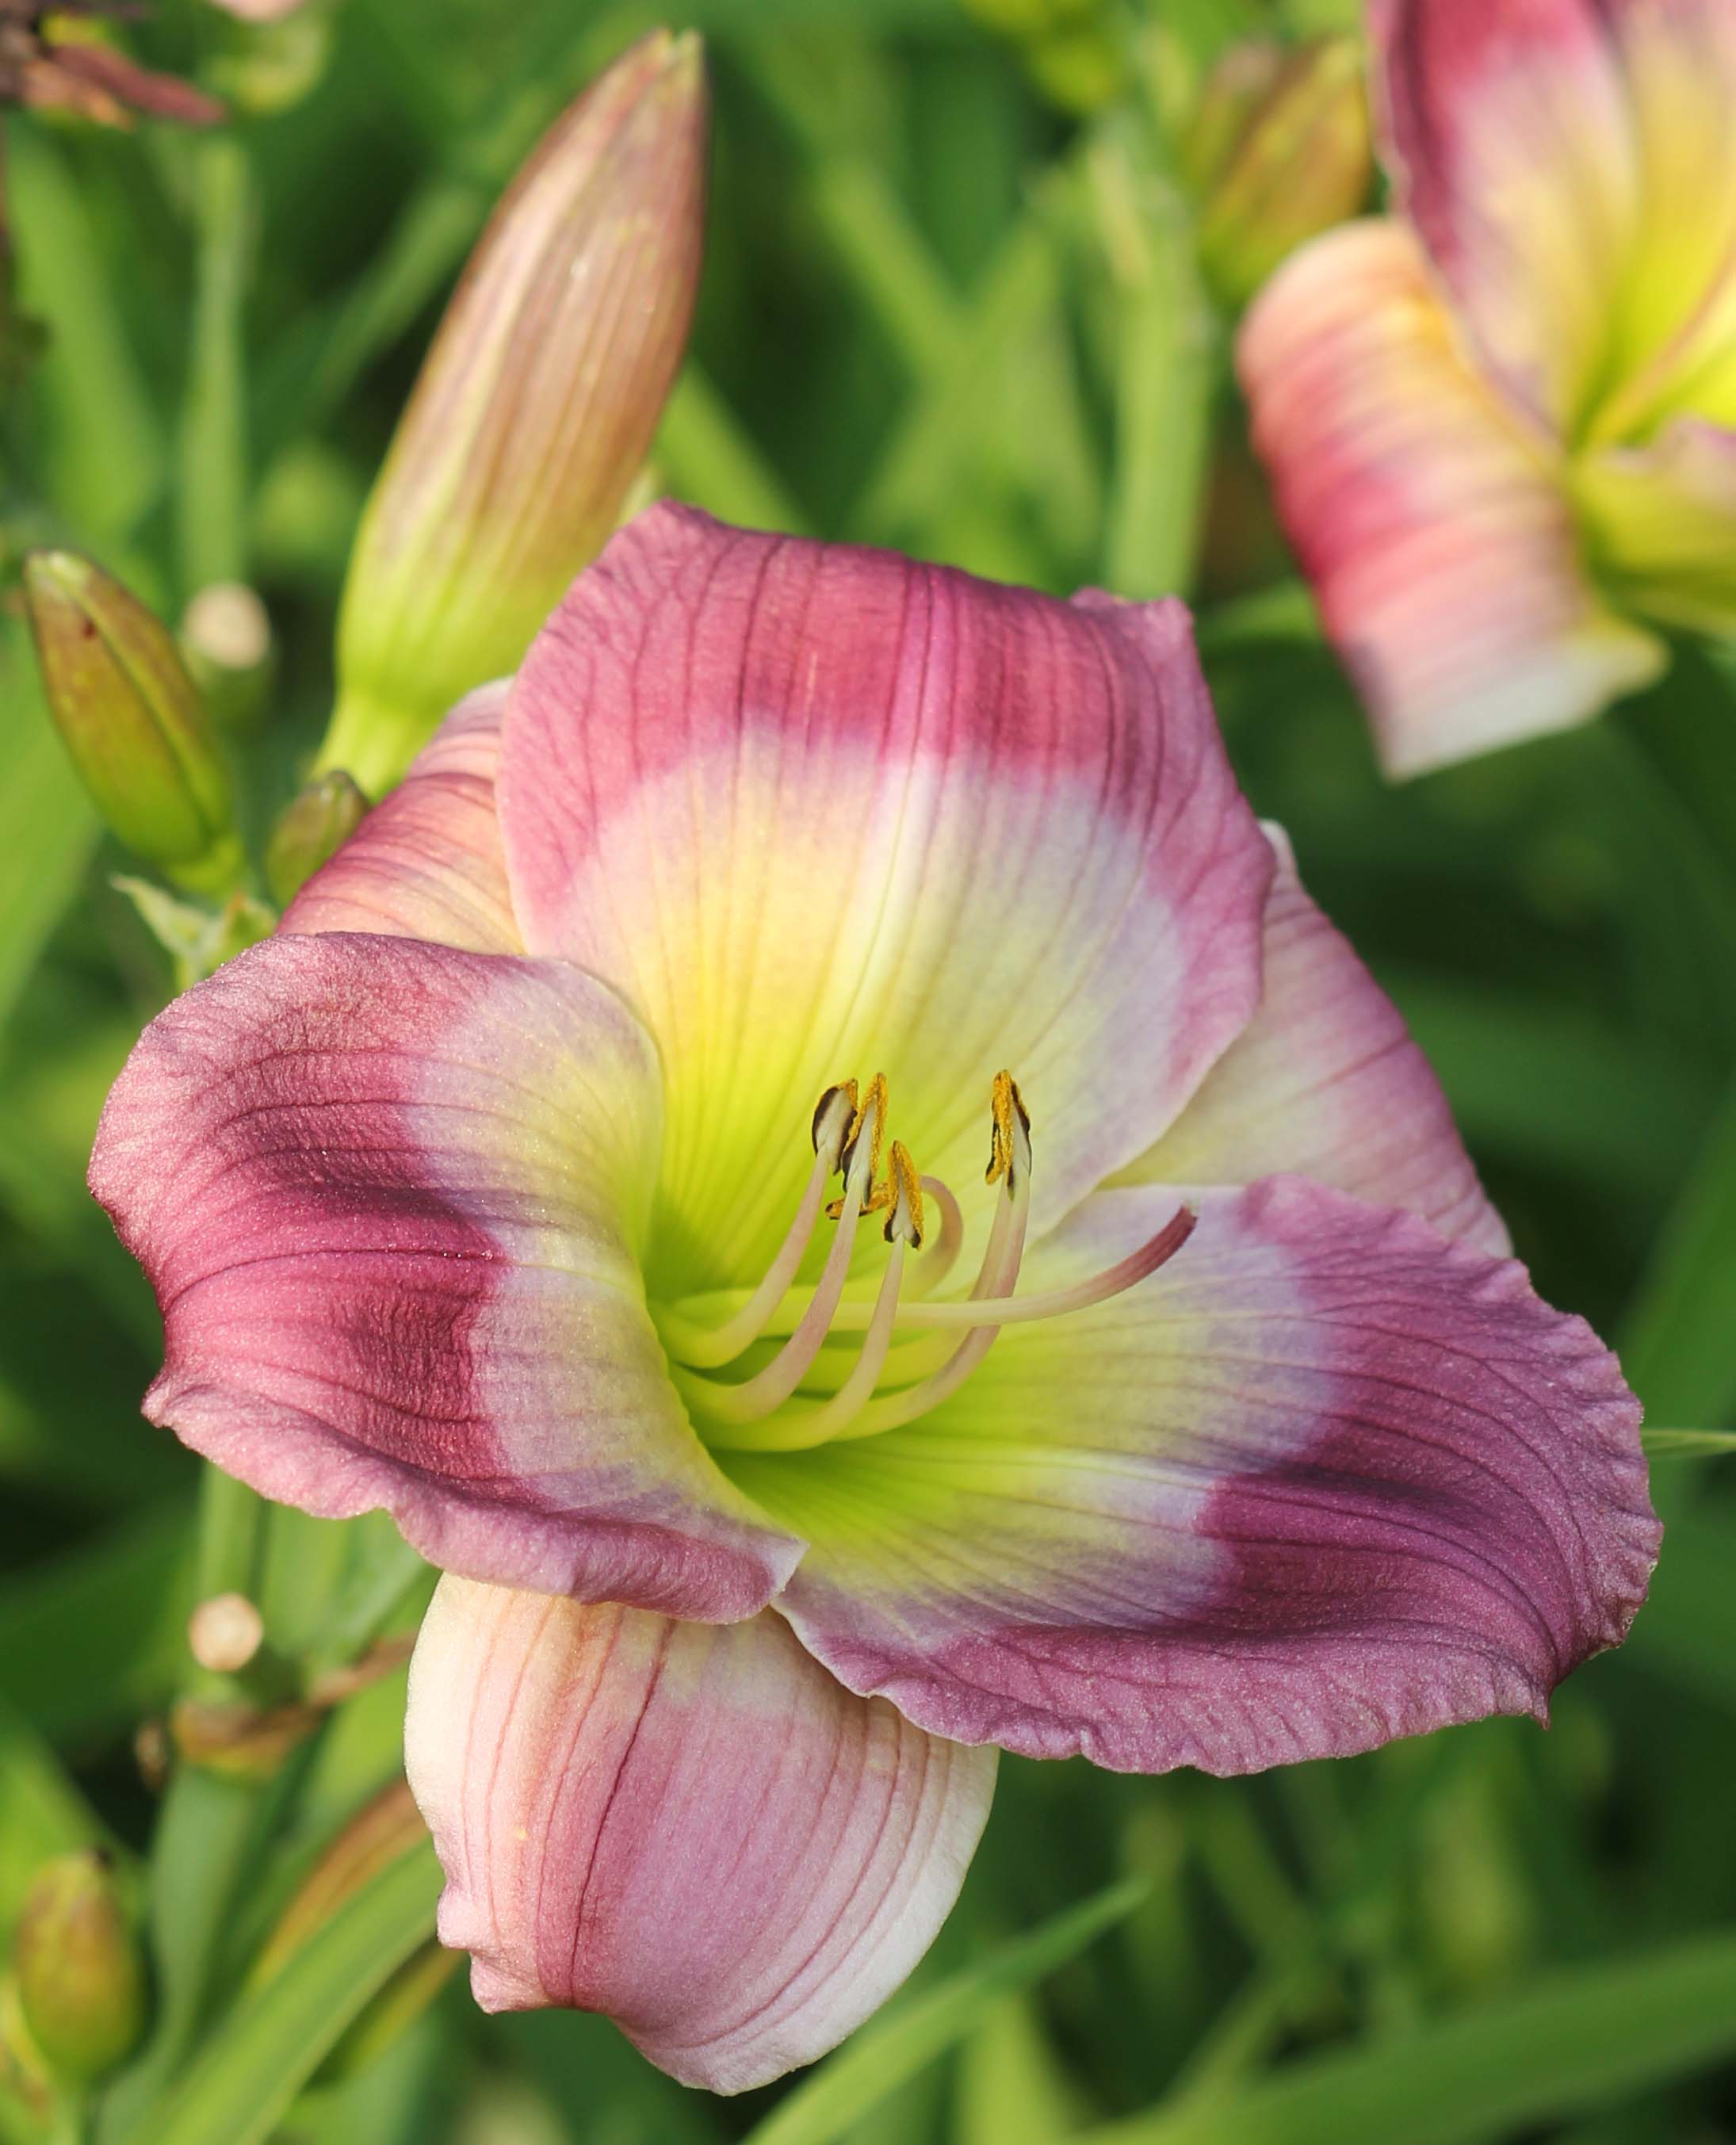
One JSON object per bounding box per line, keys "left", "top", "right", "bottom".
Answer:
{"left": 1238, "top": 0, "right": 1736, "bottom": 778}
{"left": 90, "top": 507, "right": 1658, "bottom": 2091}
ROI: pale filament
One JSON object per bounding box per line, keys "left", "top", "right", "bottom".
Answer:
{"left": 664, "top": 1082, "right": 858, "bottom": 1371}
{"left": 669, "top": 1080, "right": 886, "bottom": 1428}
{"left": 668, "top": 1070, "right": 1195, "bottom": 1455}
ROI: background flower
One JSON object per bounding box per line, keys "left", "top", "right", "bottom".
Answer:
{"left": 1239, "top": 0, "right": 1736, "bottom": 777}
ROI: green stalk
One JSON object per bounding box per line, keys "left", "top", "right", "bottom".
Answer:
{"left": 193, "top": 1466, "right": 266, "bottom": 1606}
{"left": 178, "top": 136, "right": 253, "bottom": 596}
{"left": 1093, "top": 125, "right": 1216, "bottom": 601}
{"left": 94, "top": 1468, "right": 271, "bottom": 2137}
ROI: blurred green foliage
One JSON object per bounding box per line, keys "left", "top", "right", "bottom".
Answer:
{"left": 3, "top": 0, "right": 1736, "bottom": 2139}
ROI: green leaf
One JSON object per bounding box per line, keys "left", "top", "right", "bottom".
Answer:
{"left": 0, "top": 632, "right": 98, "bottom": 1037}
{"left": 120, "top": 1837, "right": 441, "bottom": 2145}
{"left": 1624, "top": 1508, "right": 1736, "bottom": 1715}
{"left": 742, "top": 1877, "right": 1148, "bottom": 2145}
{"left": 1077, "top": 1927, "right": 1736, "bottom": 2145}
{"left": 657, "top": 368, "right": 811, "bottom": 536}
{"left": 0, "top": 1696, "right": 108, "bottom": 1933}
{"left": 954, "top": 1993, "right": 1091, "bottom": 2144}
{"left": 8, "top": 131, "right": 166, "bottom": 538}
{"left": 1384, "top": 969, "right": 1717, "bottom": 1202}
{"left": 1618, "top": 1079, "right": 1736, "bottom": 1428}
{"left": 1640, "top": 1428, "right": 1736, "bottom": 1456}
{"left": 0, "top": 1505, "right": 194, "bottom": 1744}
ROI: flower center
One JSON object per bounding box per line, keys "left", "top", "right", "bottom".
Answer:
{"left": 656, "top": 1072, "right": 1195, "bottom": 1453}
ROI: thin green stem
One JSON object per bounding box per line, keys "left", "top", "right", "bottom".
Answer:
{"left": 178, "top": 136, "right": 253, "bottom": 596}
{"left": 193, "top": 1465, "right": 266, "bottom": 1606}
{"left": 1092, "top": 124, "right": 1216, "bottom": 600}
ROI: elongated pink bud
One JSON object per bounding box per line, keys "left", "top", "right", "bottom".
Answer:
{"left": 319, "top": 30, "right": 707, "bottom": 796}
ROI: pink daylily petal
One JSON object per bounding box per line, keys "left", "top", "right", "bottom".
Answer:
{"left": 89, "top": 932, "right": 801, "bottom": 1618}
{"left": 1238, "top": 220, "right": 1665, "bottom": 774}
{"left": 1374, "top": 0, "right": 1736, "bottom": 440}
{"left": 737, "top": 1177, "right": 1656, "bottom": 1774}
{"left": 1116, "top": 827, "right": 1507, "bottom": 1254}
{"left": 496, "top": 503, "right": 1274, "bottom": 1281}
{"left": 1372, "top": 0, "right": 1636, "bottom": 433}
{"left": 405, "top": 1579, "right": 996, "bottom": 2093}
{"left": 285, "top": 683, "right": 522, "bottom": 953}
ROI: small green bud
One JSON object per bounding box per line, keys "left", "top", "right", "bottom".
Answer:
{"left": 23, "top": 551, "right": 242, "bottom": 892}
{"left": 180, "top": 581, "right": 275, "bottom": 732}
{"left": 13, "top": 1852, "right": 146, "bottom": 2084}
{"left": 1185, "top": 35, "right": 1372, "bottom": 308}
{"left": 319, "top": 29, "right": 709, "bottom": 797}
{"left": 265, "top": 770, "right": 369, "bottom": 906}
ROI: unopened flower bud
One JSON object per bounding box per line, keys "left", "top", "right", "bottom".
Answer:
{"left": 23, "top": 552, "right": 242, "bottom": 892}
{"left": 187, "top": 1591, "right": 266, "bottom": 1675}
{"left": 1184, "top": 35, "right": 1371, "bottom": 308}
{"left": 319, "top": 29, "right": 708, "bottom": 796}
{"left": 12, "top": 1852, "right": 146, "bottom": 2084}
{"left": 180, "top": 581, "right": 274, "bottom": 730}
{"left": 266, "top": 770, "right": 369, "bottom": 906}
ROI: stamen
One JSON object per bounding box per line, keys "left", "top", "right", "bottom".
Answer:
{"left": 904, "top": 1175, "right": 962, "bottom": 1298}
{"left": 666, "top": 1069, "right": 1197, "bottom": 1455}
{"left": 673, "top": 1076, "right": 888, "bottom": 1426}
{"left": 656, "top": 1080, "right": 856, "bottom": 1371}
{"left": 883, "top": 1141, "right": 924, "bottom": 1248}
{"left": 985, "top": 1070, "right": 1029, "bottom": 1191}
{"left": 828, "top": 1072, "right": 890, "bottom": 1220}
{"left": 704, "top": 1237, "right": 911, "bottom": 1453}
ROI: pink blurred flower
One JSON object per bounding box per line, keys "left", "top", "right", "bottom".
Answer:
{"left": 1240, "top": 0, "right": 1736, "bottom": 776}
{"left": 206, "top": 0, "right": 305, "bottom": 20}
{"left": 90, "top": 507, "right": 1656, "bottom": 2090}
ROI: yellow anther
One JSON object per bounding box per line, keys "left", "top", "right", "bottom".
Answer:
{"left": 839, "top": 1072, "right": 889, "bottom": 1188}
{"left": 985, "top": 1070, "right": 1030, "bottom": 1192}
{"left": 884, "top": 1141, "right": 925, "bottom": 1248}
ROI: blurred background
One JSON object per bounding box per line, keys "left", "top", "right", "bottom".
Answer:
{"left": 6, "top": 0, "right": 1736, "bottom": 2139}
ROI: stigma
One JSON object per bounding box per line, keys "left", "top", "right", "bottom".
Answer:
{"left": 657, "top": 1072, "right": 1194, "bottom": 1454}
